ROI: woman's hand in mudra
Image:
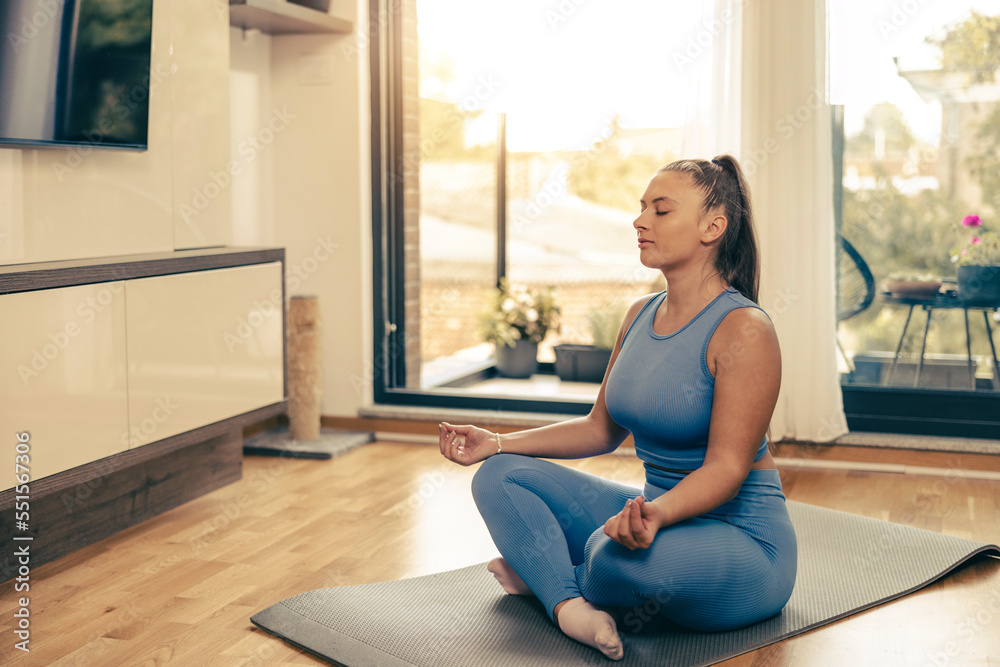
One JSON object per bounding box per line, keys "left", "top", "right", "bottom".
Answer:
{"left": 439, "top": 422, "right": 496, "bottom": 466}
{"left": 604, "top": 496, "right": 663, "bottom": 550}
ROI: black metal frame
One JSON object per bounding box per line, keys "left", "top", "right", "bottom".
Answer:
{"left": 368, "top": 0, "right": 589, "bottom": 414}
{"left": 831, "top": 104, "right": 1000, "bottom": 438}
{"left": 370, "top": 3, "right": 1000, "bottom": 433}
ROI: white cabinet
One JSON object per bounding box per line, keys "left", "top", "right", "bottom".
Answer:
{"left": 0, "top": 254, "right": 285, "bottom": 489}
{"left": 0, "top": 248, "right": 285, "bottom": 577}
{"left": 125, "top": 262, "right": 284, "bottom": 444}
{"left": 0, "top": 283, "right": 130, "bottom": 481}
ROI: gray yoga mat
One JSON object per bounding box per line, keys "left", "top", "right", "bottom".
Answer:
{"left": 251, "top": 501, "right": 1000, "bottom": 666}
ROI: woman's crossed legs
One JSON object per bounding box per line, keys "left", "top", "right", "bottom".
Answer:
{"left": 471, "top": 454, "right": 794, "bottom": 658}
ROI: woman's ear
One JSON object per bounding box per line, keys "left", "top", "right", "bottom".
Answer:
{"left": 701, "top": 210, "right": 728, "bottom": 244}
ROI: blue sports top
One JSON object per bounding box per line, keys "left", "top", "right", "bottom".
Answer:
{"left": 605, "top": 286, "right": 770, "bottom": 472}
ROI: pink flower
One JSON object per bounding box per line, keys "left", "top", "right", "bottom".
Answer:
{"left": 961, "top": 214, "right": 982, "bottom": 227}
{"left": 972, "top": 237, "right": 981, "bottom": 244}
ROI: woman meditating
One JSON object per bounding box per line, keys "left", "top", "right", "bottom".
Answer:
{"left": 438, "top": 154, "right": 797, "bottom": 661}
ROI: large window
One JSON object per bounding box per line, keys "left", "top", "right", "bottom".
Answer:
{"left": 832, "top": 1, "right": 1000, "bottom": 435}
{"left": 372, "top": 0, "right": 731, "bottom": 411}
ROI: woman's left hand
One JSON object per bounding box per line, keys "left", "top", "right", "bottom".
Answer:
{"left": 604, "top": 496, "right": 663, "bottom": 550}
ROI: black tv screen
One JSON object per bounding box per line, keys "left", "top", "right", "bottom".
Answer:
{"left": 0, "top": 0, "right": 155, "bottom": 151}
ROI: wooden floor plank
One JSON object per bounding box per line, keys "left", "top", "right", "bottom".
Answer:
{"left": 1, "top": 440, "right": 998, "bottom": 666}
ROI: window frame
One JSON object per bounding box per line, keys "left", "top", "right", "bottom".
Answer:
{"left": 367, "top": 0, "right": 592, "bottom": 415}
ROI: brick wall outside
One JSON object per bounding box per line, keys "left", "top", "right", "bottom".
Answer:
{"left": 400, "top": 0, "right": 421, "bottom": 388}
{"left": 398, "top": 2, "right": 663, "bottom": 387}
{"left": 421, "top": 277, "right": 664, "bottom": 369}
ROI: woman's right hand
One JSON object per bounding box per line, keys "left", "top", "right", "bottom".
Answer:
{"left": 439, "top": 422, "right": 497, "bottom": 466}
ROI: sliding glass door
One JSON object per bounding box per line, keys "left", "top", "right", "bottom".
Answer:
{"left": 371, "top": 0, "right": 743, "bottom": 411}
{"left": 831, "top": 1, "right": 1000, "bottom": 437}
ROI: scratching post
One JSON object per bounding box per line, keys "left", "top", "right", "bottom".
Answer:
{"left": 244, "top": 294, "right": 371, "bottom": 458}
{"left": 288, "top": 295, "right": 322, "bottom": 441}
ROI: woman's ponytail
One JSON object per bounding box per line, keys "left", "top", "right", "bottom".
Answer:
{"left": 658, "top": 154, "right": 760, "bottom": 304}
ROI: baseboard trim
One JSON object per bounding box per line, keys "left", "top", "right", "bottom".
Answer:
{"left": 0, "top": 400, "right": 286, "bottom": 506}
{"left": 0, "top": 428, "right": 243, "bottom": 583}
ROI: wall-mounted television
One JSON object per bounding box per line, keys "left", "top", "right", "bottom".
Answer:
{"left": 0, "top": 0, "right": 155, "bottom": 151}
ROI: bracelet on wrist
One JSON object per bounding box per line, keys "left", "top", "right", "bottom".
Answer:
{"left": 495, "top": 432, "right": 502, "bottom": 455}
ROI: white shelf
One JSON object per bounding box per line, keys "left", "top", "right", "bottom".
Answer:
{"left": 230, "top": 0, "right": 352, "bottom": 35}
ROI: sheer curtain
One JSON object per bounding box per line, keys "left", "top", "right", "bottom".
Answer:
{"left": 680, "top": 0, "right": 743, "bottom": 158}
{"left": 685, "top": 0, "right": 847, "bottom": 442}
{"left": 740, "top": 0, "right": 848, "bottom": 442}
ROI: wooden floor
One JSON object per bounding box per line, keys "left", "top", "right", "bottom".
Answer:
{"left": 2, "top": 439, "right": 999, "bottom": 666}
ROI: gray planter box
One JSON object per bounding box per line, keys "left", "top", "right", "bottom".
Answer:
{"left": 957, "top": 265, "right": 1000, "bottom": 306}
{"left": 852, "top": 353, "right": 977, "bottom": 389}
{"left": 554, "top": 345, "right": 612, "bottom": 383}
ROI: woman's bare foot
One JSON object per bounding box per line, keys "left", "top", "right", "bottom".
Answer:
{"left": 487, "top": 558, "right": 532, "bottom": 595}
{"left": 554, "top": 597, "right": 624, "bottom": 661}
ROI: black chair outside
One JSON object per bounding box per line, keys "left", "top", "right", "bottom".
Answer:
{"left": 836, "top": 233, "right": 876, "bottom": 378}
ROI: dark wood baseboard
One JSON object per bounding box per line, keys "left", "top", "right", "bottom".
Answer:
{"left": 0, "top": 428, "right": 243, "bottom": 583}
{"left": 0, "top": 400, "right": 286, "bottom": 506}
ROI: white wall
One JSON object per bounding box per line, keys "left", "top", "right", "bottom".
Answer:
{"left": 0, "top": 0, "right": 372, "bottom": 419}
{"left": 228, "top": 0, "right": 372, "bottom": 419}
{"left": 0, "top": 0, "right": 232, "bottom": 266}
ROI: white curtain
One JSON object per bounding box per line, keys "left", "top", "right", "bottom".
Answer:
{"left": 680, "top": 0, "right": 743, "bottom": 158}
{"left": 739, "top": 0, "right": 848, "bottom": 442}
{"left": 684, "top": 0, "right": 847, "bottom": 442}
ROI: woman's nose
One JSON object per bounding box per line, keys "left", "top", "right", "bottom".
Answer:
{"left": 633, "top": 214, "right": 647, "bottom": 230}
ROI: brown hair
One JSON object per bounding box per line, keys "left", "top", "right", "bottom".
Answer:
{"left": 657, "top": 154, "right": 760, "bottom": 304}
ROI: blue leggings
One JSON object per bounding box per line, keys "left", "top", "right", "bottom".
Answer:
{"left": 471, "top": 453, "right": 797, "bottom": 632}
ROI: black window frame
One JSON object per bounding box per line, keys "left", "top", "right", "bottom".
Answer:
{"left": 368, "top": 2, "right": 1000, "bottom": 436}
{"left": 367, "top": 0, "right": 591, "bottom": 415}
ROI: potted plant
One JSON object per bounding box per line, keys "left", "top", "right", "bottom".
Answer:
{"left": 883, "top": 271, "right": 942, "bottom": 299}
{"left": 950, "top": 215, "right": 1000, "bottom": 305}
{"left": 479, "top": 279, "right": 560, "bottom": 378}
{"left": 554, "top": 300, "right": 627, "bottom": 383}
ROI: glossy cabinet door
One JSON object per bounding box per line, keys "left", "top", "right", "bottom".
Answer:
{"left": 124, "top": 262, "right": 284, "bottom": 444}
{"left": 0, "top": 283, "right": 129, "bottom": 486}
